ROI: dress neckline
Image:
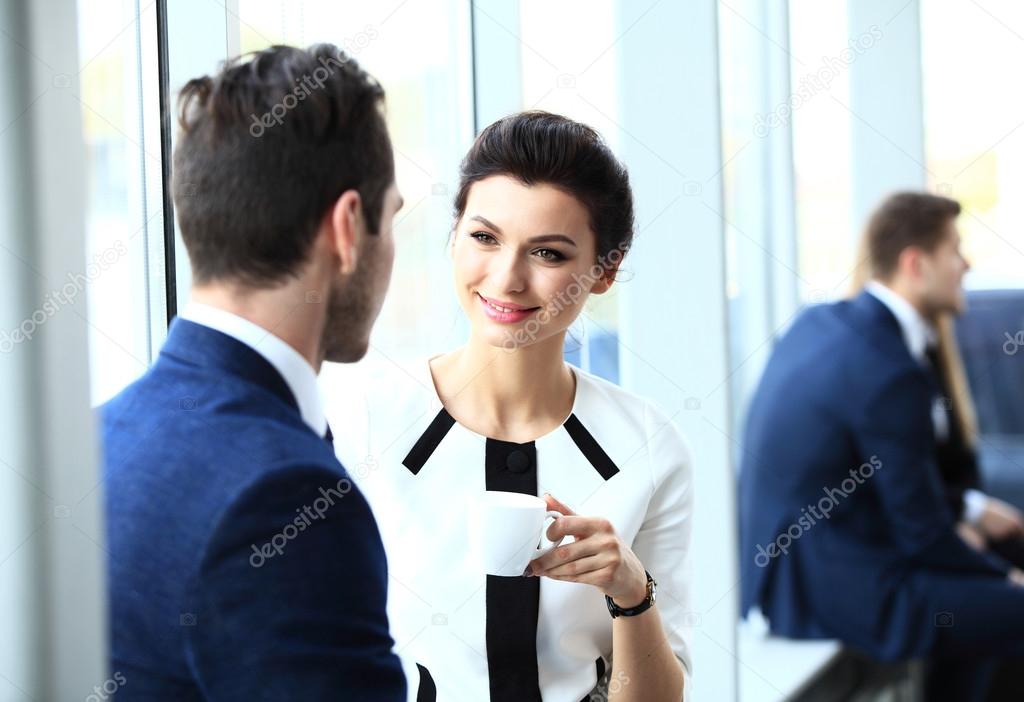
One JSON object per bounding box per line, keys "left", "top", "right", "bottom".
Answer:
{"left": 422, "top": 354, "right": 583, "bottom": 445}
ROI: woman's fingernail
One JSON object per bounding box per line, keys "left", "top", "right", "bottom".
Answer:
{"left": 523, "top": 565, "right": 534, "bottom": 577}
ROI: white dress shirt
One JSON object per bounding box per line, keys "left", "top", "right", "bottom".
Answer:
{"left": 178, "top": 302, "right": 327, "bottom": 437}
{"left": 864, "top": 281, "right": 987, "bottom": 523}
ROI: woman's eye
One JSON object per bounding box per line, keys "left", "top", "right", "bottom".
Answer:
{"left": 534, "top": 248, "right": 565, "bottom": 262}
{"left": 470, "top": 231, "right": 496, "bottom": 245}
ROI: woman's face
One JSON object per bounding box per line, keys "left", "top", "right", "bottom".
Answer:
{"left": 452, "top": 175, "right": 614, "bottom": 351}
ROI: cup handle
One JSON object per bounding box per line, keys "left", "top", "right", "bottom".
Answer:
{"left": 532, "top": 510, "right": 566, "bottom": 560}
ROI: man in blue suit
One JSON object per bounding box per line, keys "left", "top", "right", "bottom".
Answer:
{"left": 740, "top": 192, "right": 1024, "bottom": 700}
{"left": 101, "top": 44, "right": 406, "bottom": 700}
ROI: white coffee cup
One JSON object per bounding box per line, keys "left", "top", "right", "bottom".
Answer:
{"left": 469, "top": 491, "right": 565, "bottom": 577}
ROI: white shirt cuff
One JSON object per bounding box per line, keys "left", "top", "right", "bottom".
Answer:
{"left": 963, "top": 489, "right": 989, "bottom": 524}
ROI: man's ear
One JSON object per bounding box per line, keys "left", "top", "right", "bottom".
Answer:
{"left": 898, "top": 245, "right": 927, "bottom": 282}
{"left": 590, "top": 267, "right": 618, "bottom": 295}
{"left": 328, "top": 190, "right": 364, "bottom": 275}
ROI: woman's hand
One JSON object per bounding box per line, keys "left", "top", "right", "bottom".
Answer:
{"left": 978, "top": 497, "right": 1024, "bottom": 541}
{"left": 527, "top": 494, "right": 648, "bottom": 607}
{"left": 956, "top": 521, "right": 987, "bottom": 552}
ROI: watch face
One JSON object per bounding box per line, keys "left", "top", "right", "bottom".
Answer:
{"left": 650, "top": 580, "right": 657, "bottom": 603}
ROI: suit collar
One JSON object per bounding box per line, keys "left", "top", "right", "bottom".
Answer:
{"left": 160, "top": 317, "right": 301, "bottom": 419}
{"left": 177, "top": 303, "right": 326, "bottom": 436}
{"left": 846, "top": 290, "right": 922, "bottom": 368}
{"left": 863, "top": 281, "right": 937, "bottom": 362}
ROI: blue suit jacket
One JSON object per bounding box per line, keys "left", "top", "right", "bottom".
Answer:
{"left": 739, "top": 291, "right": 1009, "bottom": 660}
{"left": 101, "top": 318, "right": 406, "bottom": 700}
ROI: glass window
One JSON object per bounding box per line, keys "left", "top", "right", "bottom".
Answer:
{"left": 77, "top": 0, "right": 162, "bottom": 405}
{"left": 789, "top": 0, "right": 854, "bottom": 301}
{"left": 921, "top": 0, "right": 1024, "bottom": 289}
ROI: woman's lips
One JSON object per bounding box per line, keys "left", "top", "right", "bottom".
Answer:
{"left": 477, "top": 293, "right": 541, "bottom": 324}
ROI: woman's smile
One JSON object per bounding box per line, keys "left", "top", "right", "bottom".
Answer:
{"left": 476, "top": 292, "right": 541, "bottom": 324}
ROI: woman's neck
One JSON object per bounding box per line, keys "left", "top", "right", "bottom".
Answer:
{"left": 429, "top": 332, "right": 576, "bottom": 443}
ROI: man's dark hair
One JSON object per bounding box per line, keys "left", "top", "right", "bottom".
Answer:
{"left": 866, "top": 191, "right": 961, "bottom": 281}
{"left": 454, "top": 111, "right": 634, "bottom": 271}
{"left": 173, "top": 44, "right": 394, "bottom": 286}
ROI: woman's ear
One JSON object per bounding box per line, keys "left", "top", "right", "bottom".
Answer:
{"left": 328, "top": 189, "right": 364, "bottom": 275}
{"left": 590, "top": 266, "right": 618, "bottom": 295}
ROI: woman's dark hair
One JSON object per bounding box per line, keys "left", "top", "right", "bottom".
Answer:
{"left": 866, "top": 191, "right": 961, "bottom": 281}
{"left": 454, "top": 111, "right": 634, "bottom": 272}
{"left": 173, "top": 43, "right": 394, "bottom": 286}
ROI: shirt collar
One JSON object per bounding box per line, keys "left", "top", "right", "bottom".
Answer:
{"left": 864, "top": 280, "right": 938, "bottom": 362}
{"left": 178, "top": 302, "right": 327, "bottom": 436}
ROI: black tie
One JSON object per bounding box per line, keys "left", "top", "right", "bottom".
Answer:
{"left": 923, "top": 344, "right": 980, "bottom": 516}
{"left": 323, "top": 422, "right": 334, "bottom": 445}
{"left": 924, "top": 345, "right": 945, "bottom": 398}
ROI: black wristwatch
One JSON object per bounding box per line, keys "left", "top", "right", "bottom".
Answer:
{"left": 605, "top": 570, "right": 657, "bottom": 618}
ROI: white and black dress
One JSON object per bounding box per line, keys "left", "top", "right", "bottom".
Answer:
{"left": 324, "top": 358, "right": 694, "bottom": 702}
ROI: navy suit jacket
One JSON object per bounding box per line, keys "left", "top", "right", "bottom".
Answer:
{"left": 101, "top": 318, "right": 406, "bottom": 700}
{"left": 739, "top": 291, "right": 1009, "bottom": 660}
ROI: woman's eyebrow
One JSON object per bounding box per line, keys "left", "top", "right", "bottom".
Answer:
{"left": 468, "top": 216, "right": 577, "bottom": 248}
{"left": 469, "top": 215, "right": 502, "bottom": 233}
{"left": 527, "top": 234, "right": 576, "bottom": 247}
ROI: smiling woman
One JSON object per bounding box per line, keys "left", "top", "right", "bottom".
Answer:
{"left": 325, "top": 111, "right": 693, "bottom": 702}
{"left": 455, "top": 175, "right": 603, "bottom": 352}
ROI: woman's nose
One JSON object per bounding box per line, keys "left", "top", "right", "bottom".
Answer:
{"left": 490, "top": 250, "right": 528, "bottom": 294}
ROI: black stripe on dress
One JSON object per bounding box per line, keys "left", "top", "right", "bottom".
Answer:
{"left": 484, "top": 437, "right": 543, "bottom": 702}
{"left": 579, "top": 656, "right": 608, "bottom": 702}
{"left": 563, "top": 414, "right": 620, "bottom": 480}
{"left": 402, "top": 408, "right": 456, "bottom": 475}
{"left": 416, "top": 663, "right": 436, "bottom": 702}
